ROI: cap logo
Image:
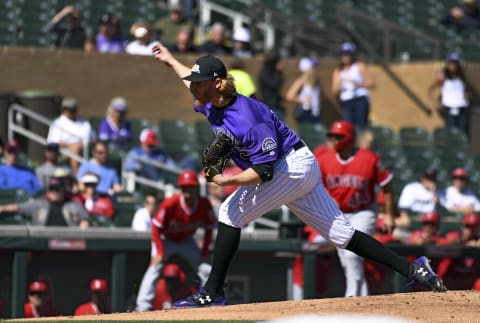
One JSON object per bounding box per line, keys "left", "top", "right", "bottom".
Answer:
{"left": 191, "top": 64, "right": 200, "bottom": 74}
{"left": 213, "top": 72, "right": 218, "bottom": 77}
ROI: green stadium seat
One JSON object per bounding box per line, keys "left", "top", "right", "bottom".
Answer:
{"left": 399, "top": 126, "right": 432, "bottom": 147}
{"left": 296, "top": 123, "right": 326, "bottom": 150}
{"left": 113, "top": 202, "right": 139, "bottom": 227}
{"left": 158, "top": 119, "right": 199, "bottom": 164}
{"left": 89, "top": 214, "right": 114, "bottom": 227}
{"left": 194, "top": 120, "right": 215, "bottom": 151}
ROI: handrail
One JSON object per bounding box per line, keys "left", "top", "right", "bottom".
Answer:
{"left": 8, "top": 103, "right": 88, "bottom": 162}
{"left": 336, "top": 5, "right": 435, "bottom": 116}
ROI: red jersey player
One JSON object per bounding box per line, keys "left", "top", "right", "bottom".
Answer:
{"left": 316, "top": 120, "right": 394, "bottom": 297}
{"left": 24, "top": 281, "right": 57, "bottom": 318}
{"left": 135, "top": 170, "right": 216, "bottom": 311}
{"left": 152, "top": 263, "right": 196, "bottom": 310}
{"left": 74, "top": 278, "right": 110, "bottom": 316}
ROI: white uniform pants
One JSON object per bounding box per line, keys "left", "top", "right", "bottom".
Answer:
{"left": 337, "top": 209, "right": 376, "bottom": 297}
{"left": 218, "top": 147, "right": 355, "bottom": 248}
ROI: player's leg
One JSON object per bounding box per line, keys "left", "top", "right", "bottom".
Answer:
{"left": 337, "top": 210, "right": 376, "bottom": 297}
{"left": 136, "top": 242, "right": 164, "bottom": 311}
{"left": 174, "top": 147, "right": 320, "bottom": 307}
{"left": 288, "top": 180, "right": 446, "bottom": 292}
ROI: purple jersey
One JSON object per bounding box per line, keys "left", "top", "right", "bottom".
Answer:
{"left": 194, "top": 94, "right": 300, "bottom": 170}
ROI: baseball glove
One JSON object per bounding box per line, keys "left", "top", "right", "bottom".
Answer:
{"left": 202, "top": 132, "right": 233, "bottom": 182}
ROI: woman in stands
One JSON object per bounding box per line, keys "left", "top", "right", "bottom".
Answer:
{"left": 428, "top": 53, "right": 470, "bottom": 137}
{"left": 331, "top": 42, "right": 375, "bottom": 129}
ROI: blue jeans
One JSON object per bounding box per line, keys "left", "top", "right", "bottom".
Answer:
{"left": 443, "top": 106, "right": 469, "bottom": 137}
{"left": 342, "top": 96, "right": 370, "bottom": 129}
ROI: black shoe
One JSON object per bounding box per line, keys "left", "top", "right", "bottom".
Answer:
{"left": 406, "top": 256, "right": 447, "bottom": 292}
{"left": 173, "top": 287, "right": 228, "bottom": 308}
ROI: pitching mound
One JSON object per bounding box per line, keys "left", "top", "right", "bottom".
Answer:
{"left": 11, "top": 291, "right": 480, "bottom": 322}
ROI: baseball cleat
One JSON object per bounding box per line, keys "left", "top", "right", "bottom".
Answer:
{"left": 173, "top": 287, "right": 228, "bottom": 308}
{"left": 406, "top": 256, "right": 447, "bottom": 292}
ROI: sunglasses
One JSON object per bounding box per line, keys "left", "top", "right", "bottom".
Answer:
{"left": 49, "top": 185, "right": 63, "bottom": 192}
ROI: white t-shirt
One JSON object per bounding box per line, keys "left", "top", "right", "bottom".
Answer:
{"left": 131, "top": 207, "right": 152, "bottom": 232}
{"left": 47, "top": 115, "right": 94, "bottom": 145}
{"left": 339, "top": 63, "right": 369, "bottom": 102}
{"left": 444, "top": 186, "right": 480, "bottom": 212}
{"left": 126, "top": 40, "right": 162, "bottom": 56}
{"left": 398, "top": 182, "right": 440, "bottom": 213}
{"left": 441, "top": 78, "right": 468, "bottom": 109}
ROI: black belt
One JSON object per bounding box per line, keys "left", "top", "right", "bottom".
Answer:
{"left": 293, "top": 140, "right": 306, "bottom": 151}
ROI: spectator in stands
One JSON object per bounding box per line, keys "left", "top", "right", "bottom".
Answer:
{"left": 258, "top": 50, "right": 285, "bottom": 119}
{"left": 24, "top": 281, "right": 57, "bottom": 318}
{"left": 427, "top": 53, "right": 470, "bottom": 137}
{"left": 398, "top": 167, "right": 442, "bottom": 222}
{"left": 74, "top": 278, "right": 110, "bottom": 316}
{"left": 0, "top": 140, "right": 41, "bottom": 195}
{"left": 132, "top": 193, "right": 158, "bottom": 232}
{"left": 47, "top": 97, "right": 94, "bottom": 175}
{"left": 96, "top": 14, "right": 126, "bottom": 53}
{"left": 332, "top": 42, "right": 375, "bottom": 129}
{"left": 409, "top": 211, "right": 444, "bottom": 245}
{"left": 232, "top": 27, "right": 253, "bottom": 59}
{"left": 168, "top": 28, "right": 196, "bottom": 53}
{"left": 152, "top": 263, "right": 195, "bottom": 310}
{"left": 127, "top": 23, "right": 162, "bottom": 56}
{"left": 98, "top": 97, "right": 132, "bottom": 150}
{"left": 0, "top": 177, "right": 89, "bottom": 227}
{"left": 228, "top": 58, "right": 257, "bottom": 98}
{"left": 153, "top": 3, "right": 194, "bottom": 47}
{"left": 441, "top": 0, "right": 480, "bottom": 32}
{"left": 77, "top": 141, "right": 122, "bottom": 195}
{"left": 44, "top": 5, "right": 90, "bottom": 50}
{"left": 436, "top": 213, "right": 480, "bottom": 290}
{"left": 73, "top": 173, "right": 115, "bottom": 218}
{"left": 125, "top": 129, "right": 177, "bottom": 182}
{"left": 198, "top": 22, "right": 232, "bottom": 55}
{"left": 35, "top": 143, "right": 66, "bottom": 188}
{"left": 53, "top": 167, "right": 78, "bottom": 196}
{"left": 135, "top": 170, "right": 215, "bottom": 311}
{"left": 286, "top": 57, "right": 322, "bottom": 124}
{"left": 443, "top": 167, "right": 480, "bottom": 215}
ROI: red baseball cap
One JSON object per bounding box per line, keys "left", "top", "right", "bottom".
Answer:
{"left": 29, "top": 281, "right": 47, "bottom": 293}
{"left": 178, "top": 170, "right": 199, "bottom": 186}
{"left": 5, "top": 139, "right": 20, "bottom": 153}
{"left": 422, "top": 211, "right": 440, "bottom": 224}
{"left": 473, "top": 278, "right": 480, "bottom": 291}
{"left": 139, "top": 129, "right": 159, "bottom": 146}
{"left": 163, "top": 263, "right": 182, "bottom": 278}
{"left": 451, "top": 167, "right": 467, "bottom": 179}
{"left": 89, "top": 278, "right": 108, "bottom": 292}
{"left": 463, "top": 213, "right": 480, "bottom": 227}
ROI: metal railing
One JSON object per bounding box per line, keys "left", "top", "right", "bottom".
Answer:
{"left": 8, "top": 103, "right": 88, "bottom": 162}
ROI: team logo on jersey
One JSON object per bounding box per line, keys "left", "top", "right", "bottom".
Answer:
{"left": 262, "top": 137, "right": 277, "bottom": 152}
{"left": 191, "top": 64, "right": 200, "bottom": 73}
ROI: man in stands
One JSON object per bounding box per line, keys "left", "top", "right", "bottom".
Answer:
{"left": 125, "top": 129, "right": 177, "bottom": 181}
{"left": 47, "top": 97, "right": 94, "bottom": 175}
{"left": 74, "top": 278, "right": 110, "bottom": 316}
{"left": 77, "top": 141, "right": 122, "bottom": 195}
{"left": 397, "top": 167, "right": 443, "bottom": 228}
{"left": 0, "top": 139, "right": 41, "bottom": 195}
{"left": 73, "top": 172, "right": 115, "bottom": 218}
{"left": 0, "top": 177, "right": 89, "bottom": 228}
{"left": 443, "top": 167, "right": 480, "bottom": 215}
{"left": 35, "top": 143, "right": 70, "bottom": 188}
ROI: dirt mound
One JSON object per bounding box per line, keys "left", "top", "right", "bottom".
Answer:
{"left": 10, "top": 291, "right": 480, "bottom": 322}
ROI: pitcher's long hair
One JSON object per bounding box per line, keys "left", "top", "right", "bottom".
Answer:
{"left": 194, "top": 76, "right": 237, "bottom": 106}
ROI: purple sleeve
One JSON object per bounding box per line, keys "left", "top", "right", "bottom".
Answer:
{"left": 244, "top": 123, "right": 279, "bottom": 164}
{"left": 98, "top": 119, "right": 110, "bottom": 141}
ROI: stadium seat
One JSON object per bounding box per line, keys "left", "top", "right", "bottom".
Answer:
{"left": 113, "top": 191, "right": 142, "bottom": 227}
{"left": 399, "top": 126, "right": 432, "bottom": 148}
{"left": 296, "top": 123, "right": 326, "bottom": 150}
{"left": 194, "top": 120, "right": 215, "bottom": 151}
{"left": 0, "top": 188, "right": 30, "bottom": 225}
{"left": 158, "top": 119, "right": 199, "bottom": 165}
{"left": 89, "top": 214, "right": 114, "bottom": 227}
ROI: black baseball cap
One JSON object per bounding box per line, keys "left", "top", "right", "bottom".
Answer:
{"left": 182, "top": 55, "right": 227, "bottom": 82}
